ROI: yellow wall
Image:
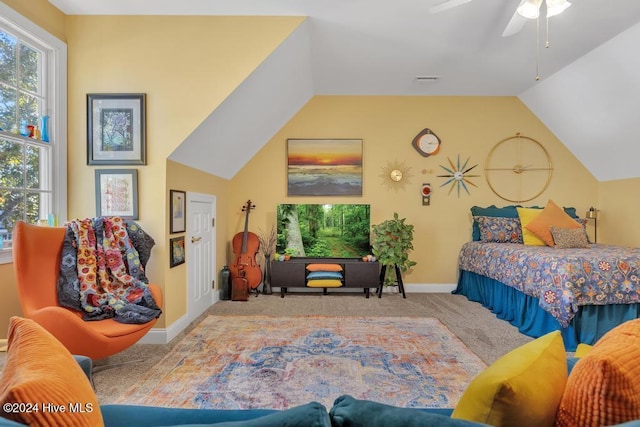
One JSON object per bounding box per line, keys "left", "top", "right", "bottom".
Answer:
{"left": 64, "top": 15, "right": 304, "bottom": 329}
{"left": 598, "top": 178, "right": 640, "bottom": 246}
{"left": 1, "top": 3, "right": 638, "bottom": 339}
{"left": 1, "top": 0, "right": 66, "bottom": 41}
{"left": 229, "top": 95, "right": 599, "bottom": 284}
{"left": 165, "top": 160, "right": 230, "bottom": 326}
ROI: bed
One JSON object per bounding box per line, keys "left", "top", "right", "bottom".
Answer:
{"left": 454, "top": 202, "right": 640, "bottom": 351}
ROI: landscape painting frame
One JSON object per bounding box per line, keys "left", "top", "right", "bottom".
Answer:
{"left": 287, "top": 138, "right": 363, "bottom": 196}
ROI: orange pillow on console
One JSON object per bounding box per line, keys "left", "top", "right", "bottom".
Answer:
{"left": 0, "top": 317, "right": 104, "bottom": 426}
{"left": 524, "top": 199, "right": 581, "bottom": 246}
{"left": 306, "top": 263, "right": 343, "bottom": 272}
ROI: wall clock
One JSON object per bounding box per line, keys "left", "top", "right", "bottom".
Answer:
{"left": 380, "top": 160, "right": 412, "bottom": 191}
{"left": 412, "top": 128, "right": 441, "bottom": 157}
{"left": 437, "top": 154, "right": 479, "bottom": 197}
{"left": 484, "top": 133, "right": 553, "bottom": 203}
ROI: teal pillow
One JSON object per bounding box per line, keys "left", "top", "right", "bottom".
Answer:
{"left": 329, "top": 395, "right": 486, "bottom": 427}
{"left": 100, "top": 402, "right": 330, "bottom": 427}
{"left": 307, "top": 271, "right": 344, "bottom": 280}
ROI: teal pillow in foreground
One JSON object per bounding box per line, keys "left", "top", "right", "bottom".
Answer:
{"left": 329, "top": 395, "right": 487, "bottom": 427}
{"left": 100, "top": 402, "right": 330, "bottom": 427}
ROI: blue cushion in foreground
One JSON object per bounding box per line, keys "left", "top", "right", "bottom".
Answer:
{"left": 100, "top": 402, "right": 330, "bottom": 427}
{"left": 329, "top": 395, "right": 487, "bottom": 427}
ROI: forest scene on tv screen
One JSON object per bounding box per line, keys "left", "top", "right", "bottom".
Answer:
{"left": 277, "top": 204, "right": 371, "bottom": 258}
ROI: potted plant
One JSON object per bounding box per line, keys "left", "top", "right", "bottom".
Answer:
{"left": 371, "top": 212, "right": 417, "bottom": 288}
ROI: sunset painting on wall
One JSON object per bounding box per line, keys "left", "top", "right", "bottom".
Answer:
{"left": 287, "top": 139, "right": 363, "bottom": 196}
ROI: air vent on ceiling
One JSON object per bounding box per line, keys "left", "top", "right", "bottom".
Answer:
{"left": 415, "top": 76, "right": 440, "bottom": 82}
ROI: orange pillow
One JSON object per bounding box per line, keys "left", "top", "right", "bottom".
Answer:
{"left": 524, "top": 200, "right": 581, "bottom": 246}
{"left": 0, "top": 317, "right": 104, "bottom": 426}
{"left": 555, "top": 319, "right": 640, "bottom": 427}
{"left": 306, "top": 263, "right": 343, "bottom": 272}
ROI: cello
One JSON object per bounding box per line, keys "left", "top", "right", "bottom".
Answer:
{"left": 229, "top": 200, "right": 262, "bottom": 300}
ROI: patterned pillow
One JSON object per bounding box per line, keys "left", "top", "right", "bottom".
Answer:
{"left": 550, "top": 227, "right": 590, "bottom": 249}
{"left": 474, "top": 216, "right": 523, "bottom": 243}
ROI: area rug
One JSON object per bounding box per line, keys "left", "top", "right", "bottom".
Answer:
{"left": 117, "top": 316, "right": 486, "bottom": 410}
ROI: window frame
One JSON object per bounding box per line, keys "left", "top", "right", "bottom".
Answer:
{"left": 0, "top": 3, "right": 67, "bottom": 264}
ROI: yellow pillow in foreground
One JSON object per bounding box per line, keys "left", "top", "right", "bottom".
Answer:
{"left": 452, "top": 331, "right": 567, "bottom": 427}
{"left": 0, "top": 317, "right": 104, "bottom": 427}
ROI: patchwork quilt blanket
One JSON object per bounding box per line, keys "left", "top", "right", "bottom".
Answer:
{"left": 57, "top": 216, "right": 162, "bottom": 324}
{"left": 458, "top": 241, "right": 640, "bottom": 327}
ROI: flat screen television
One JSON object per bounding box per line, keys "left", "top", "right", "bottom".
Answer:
{"left": 276, "top": 204, "right": 371, "bottom": 258}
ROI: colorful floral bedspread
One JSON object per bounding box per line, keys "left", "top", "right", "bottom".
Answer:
{"left": 458, "top": 241, "right": 640, "bottom": 327}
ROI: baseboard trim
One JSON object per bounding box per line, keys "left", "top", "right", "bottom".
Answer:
{"left": 138, "top": 291, "right": 220, "bottom": 345}
{"left": 272, "top": 283, "right": 457, "bottom": 294}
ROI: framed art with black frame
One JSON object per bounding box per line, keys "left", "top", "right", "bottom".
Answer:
{"left": 95, "top": 169, "right": 139, "bottom": 219}
{"left": 87, "top": 93, "right": 146, "bottom": 165}
{"left": 170, "top": 189, "right": 186, "bottom": 233}
{"left": 170, "top": 236, "right": 186, "bottom": 268}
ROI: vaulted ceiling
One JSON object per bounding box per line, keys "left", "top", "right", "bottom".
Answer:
{"left": 50, "top": 0, "right": 640, "bottom": 181}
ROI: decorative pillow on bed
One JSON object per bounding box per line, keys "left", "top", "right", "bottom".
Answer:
{"left": 470, "top": 205, "right": 521, "bottom": 241}
{"left": 474, "top": 216, "right": 523, "bottom": 243}
{"left": 550, "top": 227, "right": 590, "bottom": 249}
{"left": 524, "top": 200, "right": 582, "bottom": 246}
{"left": 555, "top": 319, "right": 640, "bottom": 427}
{"left": 516, "top": 207, "right": 547, "bottom": 246}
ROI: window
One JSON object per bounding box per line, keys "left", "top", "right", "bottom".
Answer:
{"left": 0, "top": 4, "right": 66, "bottom": 263}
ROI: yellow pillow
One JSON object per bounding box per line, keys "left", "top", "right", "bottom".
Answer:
{"left": 0, "top": 317, "right": 104, "bottom": 426}
{"left": 516, "top": 207, "right": 546, "bottom": 246}
{"left": 524, "top": 200, "right": 582, "bottom": 246}
{"left": 452, "top": 331, "right": 567, "bottom": 427}
{"left": 556, "top": 319, "right": 640, "bottom": 427}
{"left": 573, "top": 343, "right": 593, "bottom": 358}
{"left": 306, "top": 279, "right": 343, "bottom": 288}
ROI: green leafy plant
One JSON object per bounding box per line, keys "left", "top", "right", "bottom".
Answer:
{"left": 371, "top": 212, "right": 417, "bottom": 286}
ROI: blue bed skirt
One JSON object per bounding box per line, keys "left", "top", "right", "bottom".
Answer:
{"left": 455, "top": 270, "right": 640, "bottom": 351}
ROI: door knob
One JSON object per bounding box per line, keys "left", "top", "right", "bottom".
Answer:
{"left": 191, "top": 236, "right": 202, "bottom": 243}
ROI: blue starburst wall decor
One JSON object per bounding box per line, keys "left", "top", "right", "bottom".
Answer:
{"left": 437, "top": 155, "right": 479, "bottom": 197}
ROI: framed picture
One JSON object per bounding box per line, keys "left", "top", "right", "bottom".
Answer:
{"left": 95, "top": 169, "right": 139, "bottom": 219}
{"left": 170, "top": 190, "right": 186, "bottom": 233}
{"left": 170, "top": 236, "right": 186, "bottom": 268}
{"left": 287, "top": 138, "right": 363, "bottom": 196}
{"left": 87, "top": 93, "right": 146, "bottom": 165}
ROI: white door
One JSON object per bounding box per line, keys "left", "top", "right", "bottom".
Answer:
{"left": 186, "top": 192, "right": 216, "bottom": 322}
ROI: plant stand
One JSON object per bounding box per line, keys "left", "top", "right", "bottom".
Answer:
{"left": 377, "top": 264, "right": 406, "bottom": 299}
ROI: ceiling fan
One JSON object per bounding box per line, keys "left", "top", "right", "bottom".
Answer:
{"left": 429, "top": 0, "right": 571, "bottom": 37}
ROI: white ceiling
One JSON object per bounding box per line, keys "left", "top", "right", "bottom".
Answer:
{"left": 49, "top": 0, "right": 640, "bottom": 181}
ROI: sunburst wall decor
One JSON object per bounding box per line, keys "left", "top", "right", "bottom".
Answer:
{"left": 437, "top": 155, "right": 479, "bottom": 197}
{"left": 380, "top": 160, "right": 413, "bottom": 192}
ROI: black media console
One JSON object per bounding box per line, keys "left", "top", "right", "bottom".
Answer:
{"left": 270, "top": 257, "right": 380, "bottom": 298}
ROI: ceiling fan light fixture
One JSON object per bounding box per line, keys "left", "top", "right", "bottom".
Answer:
{"left": 517, "top": 0, "right": 543, "bottom": 19}
{"left": 546, "top": 0, "right": 571, "bottom": 17}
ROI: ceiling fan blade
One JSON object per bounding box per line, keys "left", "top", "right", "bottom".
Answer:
{"left": 502, "top": 8, "right": 528, "bottom": 37}
{"left": 429, "top": 0, "right": 473, "bottom": 14}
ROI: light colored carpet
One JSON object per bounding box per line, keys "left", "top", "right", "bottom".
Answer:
{"left": 114, "top": 315, "right": 487, "bottom": 410}
{"left": 91, "top": 293, "right": 533, "bottom": 404}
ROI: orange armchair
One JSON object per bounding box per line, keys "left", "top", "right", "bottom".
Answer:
{"left": 11, "top": 221, "right": 163, "bottom": 360}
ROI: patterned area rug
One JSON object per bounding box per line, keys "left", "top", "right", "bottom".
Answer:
{"left": 117, "top": 315, "right": 486, "bottom": 410}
